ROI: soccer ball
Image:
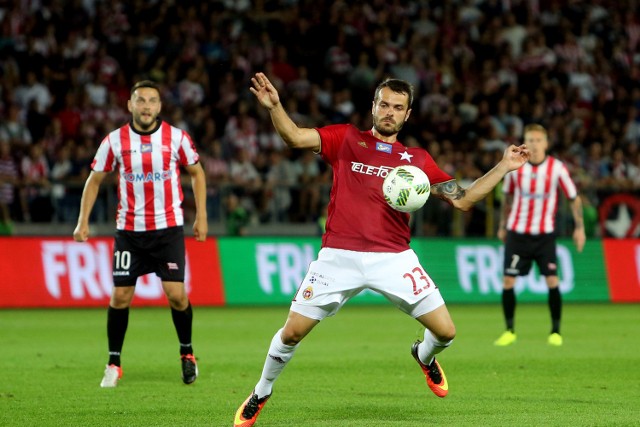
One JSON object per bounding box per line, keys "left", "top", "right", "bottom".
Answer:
{"left": 382, "top": 165, "right": 430, "bottom": 212}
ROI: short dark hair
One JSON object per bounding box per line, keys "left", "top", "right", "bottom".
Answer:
{"left": 374, "top": 78, "right": 414, "bottom": 107}
{"left": 130, "top": 80, "right": 160, "bottom": 95}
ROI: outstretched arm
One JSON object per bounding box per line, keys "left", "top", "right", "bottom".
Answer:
{"left": 250, "top": 72, "right": 320, "bottom": 151}
{"left": 431, "top": 145, "right": 529, "bottom": 211}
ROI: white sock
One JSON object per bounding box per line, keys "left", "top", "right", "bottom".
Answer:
{"left": 418, "top": 329, "right": 453, "bottom": 366}
{"left": 254, "top": 328, "right": 298, "bottom": 398}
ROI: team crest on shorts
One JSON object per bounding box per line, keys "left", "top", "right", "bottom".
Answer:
{"left": 302, "top": 286, "right": 313, "bottom": 300}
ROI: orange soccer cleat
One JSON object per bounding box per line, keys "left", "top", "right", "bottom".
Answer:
{"left": 234, "top": 391, "right": 271, "bottom": 427}
{"left": 411, "top": 341, "right": 449, "bottom": 398}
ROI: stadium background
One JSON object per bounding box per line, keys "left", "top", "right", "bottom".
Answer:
{"left": 1, "top": 0, "right": 640, "bottom": 306}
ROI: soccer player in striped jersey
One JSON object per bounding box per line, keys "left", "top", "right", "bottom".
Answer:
{"left": 233, "top": 72, "right": 530, "bottom": 427}
{"left": 495, "top": 124, "right": 586, "bottom": 347}
{"left": 73, "top": 80, "right": 208, "bottom": 387}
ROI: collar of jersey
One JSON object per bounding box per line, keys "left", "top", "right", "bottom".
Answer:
{"left": 129, "top": 119, "right": 161, "bottom": 136}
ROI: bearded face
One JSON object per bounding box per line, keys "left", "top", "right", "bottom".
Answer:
{"left": 371, "top": 87, "right": 411, "bottom": 137}
{"left": 128, "top": 87, "right": 162, "bottom": 132}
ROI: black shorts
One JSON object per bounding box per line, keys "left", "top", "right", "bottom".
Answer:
{"left": 503, "top": 231, "right": 557, "bottom": 277}
{"left": 112, "top": 226, "right": 185, "bottom": 286}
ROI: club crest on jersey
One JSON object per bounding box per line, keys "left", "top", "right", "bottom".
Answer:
{"left": 302, "top": 286, "right": 313, "bottom": 300}
{"left": 376, "top": 142, "right": 393, "bottom": 153}
{"left": 141, "top": 143, "right": 153, "bottom": 153}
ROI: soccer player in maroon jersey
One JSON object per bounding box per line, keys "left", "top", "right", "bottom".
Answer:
{"left": 234, "top": 72, "right": 529, "bottom": 427}
{"left": 494, "top": 124, "right": 585, "bottom": 347}
{"left": 73, "top": 80, "right": 208, "bottom": 387}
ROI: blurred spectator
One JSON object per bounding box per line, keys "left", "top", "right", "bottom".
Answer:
{"left": 54, "top": 92, "right": 82, "bottom": 140}
{"left": 20, "top": 143, "right": 51, "bottom": 222}
{"left": 178, "top": 67, "right": 207, "bottom": 109}
{"left": 324, "top": 29, "right": 352, "bottom": 86}
{"left": 84, "top": 73, "right": 109, "bottom": 108}
{"left": 263, "top": 150, "right": 297, "bottom": 222}
{"left": 224, "top": 192, "right": 250, "bottom": 236}
{"left": 292, "top": 150, "right": 322, "bottom": 222}
{"left": 0, "top": 141, "right": 18, "bottom": 234}
{"left": 349, "top": 51, "right": 382, "bottom": 108}
{"left": 223, "top": 100, "right": 258, "bottom": 160}
{"left": 270, "top": 46, "right": 298, "bottom": 86}
{"left": 622, "top": 107, "right": 640, "bottom": 146}
{"left": 582, "top": 142, "right": 610, "bottom": 189}
{"left": 229, "top": 147, "right": 262, "bottom": 214}
{"left": 499, "top": 12, "right": 528, "bottom": 59}
{"left": 26, "top": 98, "right": 50, "bottom": 142}
{"left": 67, "top": 142, "right": 99, "bottom": 221}
{"left": 50, "top": 143, "right": 73, "bottom": 222}
{"left": 200, "top": 140, "right": 229, "bottom": 222}
{"left": 0, "top": 104, "right": 32, "bottom": 150}
{"left": 287, "top": 65, "right": 312, "bottom": 104}
{"left": 257, "top": 119, "right": 286, "bottom": 152}
{"left": 554, "top": 31, "right": 587, "bottom": 72}
{"left": 14, "top": 70, "right": 52, "bottom": 114}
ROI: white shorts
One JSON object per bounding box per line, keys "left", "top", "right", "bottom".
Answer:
{"left": 290, "top": 247, "right": 445, "bottom": 321}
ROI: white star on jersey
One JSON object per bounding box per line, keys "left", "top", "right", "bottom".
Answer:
{"left": 399, "top": 151, "right": 413, "bottom": 162}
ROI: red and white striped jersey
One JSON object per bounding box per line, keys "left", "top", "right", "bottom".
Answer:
{"left": 503, "top": 156, "right": 577, "bottom": 235}
{"left": 91, "top": 120, "right": 200, "bottom": 232}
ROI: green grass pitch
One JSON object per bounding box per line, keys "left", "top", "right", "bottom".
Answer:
{"left": 1, "top": 303, "right": 638, "bottom": 426}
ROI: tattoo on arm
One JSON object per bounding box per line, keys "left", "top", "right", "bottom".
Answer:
{"left": 433, "top": 181, "right": 466, "bottom": 201}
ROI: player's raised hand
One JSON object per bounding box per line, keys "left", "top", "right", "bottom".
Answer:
{"left": 250, "top": 72, "right": 280, "bottom": 110}
{"left": 501, "top": 144, "right": 530, "bottom": 171}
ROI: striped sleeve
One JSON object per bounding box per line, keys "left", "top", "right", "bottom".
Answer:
{"left": 91, "top": 135, "right": 117, "bottom": 172}
{"left": 557, "top": 163, "right": 578, "bottom": 199}
{"left": 178, "top": 129, "right": 199, "bottom": 166}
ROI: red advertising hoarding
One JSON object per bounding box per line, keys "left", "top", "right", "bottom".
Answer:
{"left": 603, "top": 239, "right": 640, "bottom": 302}
{"left": 0, "top": 237, "right": 224, "bottom": 308}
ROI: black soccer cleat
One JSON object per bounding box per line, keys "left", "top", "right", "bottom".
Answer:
{"left": 181, "top": 354, "right": 198, "bottom": 384}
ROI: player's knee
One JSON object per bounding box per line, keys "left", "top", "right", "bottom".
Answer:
{"left": 436, "top": 324, "right": 456, "bottom": 342}
{"left": 167, "top": 295, "right": 188, "bottom": 310}
{"left": 110, "top": 286, "right": 134, "bottom": 308}
{"left": 164, "top": 287, "right": 188, "bottom": 309}
{"left": 280, "top": 330, "right": 302, "bottom": 345}
{"left": 281, "top": 325, "right": 312, "bottom": 345}
{"left": 503, "top": 276, "right": 516, "bottom": 290}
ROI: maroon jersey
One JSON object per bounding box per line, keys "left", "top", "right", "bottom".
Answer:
{"left": 317, "top": 124, "right": 453, "bottom": 252}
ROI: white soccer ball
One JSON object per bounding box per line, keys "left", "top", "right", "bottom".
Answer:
{"left": 382, "top": 165, "right": 431, "bottom": 212}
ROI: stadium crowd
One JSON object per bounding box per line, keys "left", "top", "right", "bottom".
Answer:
{"left": 0, "top": 0, "right": 639, "bottom": 236}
